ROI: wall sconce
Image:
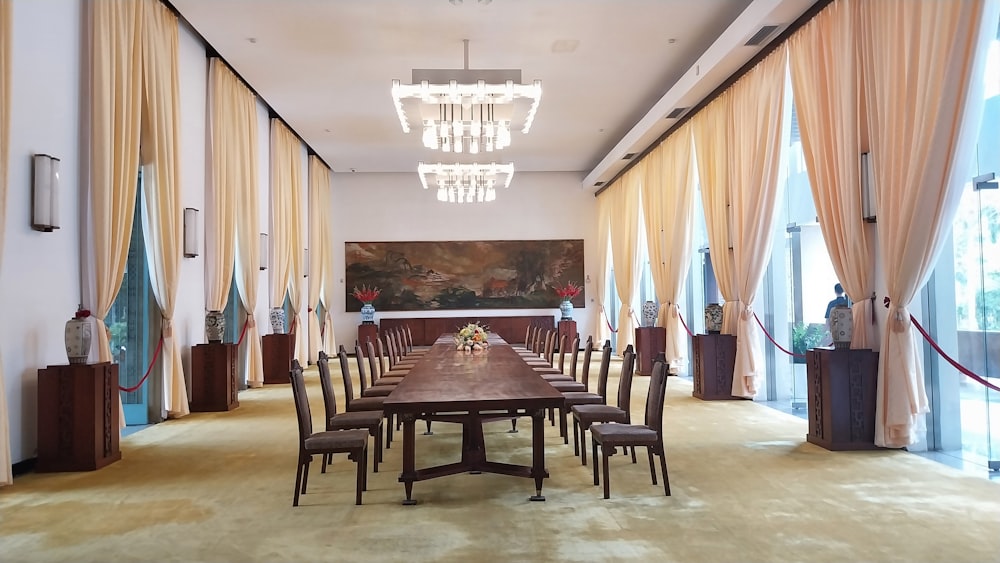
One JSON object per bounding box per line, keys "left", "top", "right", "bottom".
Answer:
{"left": 974, "top": 172, "right": 998, "bottom": 191}
{"left": 31, "top": 154, "right": 60, "bottom": 232}
{"left": 860, "top": 152, "right": 877, "bottom": 223}
{"left": 303, "top": 249, "right": 309, "bottom": 278}
{"left": 259, "top": 233, "right": 269, "bottom": 271}
{"left": 726, "top": 202, "right": 734, "bottom": 250}
{"left": 183, "top": 208, "right": 199, "bottom": 258}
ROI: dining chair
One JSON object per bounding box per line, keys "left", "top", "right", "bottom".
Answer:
{"left": 354, "top": 343, "right": 395, "bottom": 398}
{"left": 337, "top": 345, "right": 392, "bottom": 448}
{"left": 390, "top": 329, "right": 419, "bottom": 366}
{"left": 368, "top": 339, "right": 405, "bottom": 387}
{"left": 591, "top": 357, "right": 671, "bottom": 499}
{"left": 402, "top": 325, "right": 427, "bottom": 356}
{"left": 289, "top": 365, "right": 368, "bottom": 506}
{"left": 315, "top": 354, "right": 385, "bottom": 471}
{"left": 572, "top": 344, "right": 636, "bottom": 466}
{"left": 563, "top": 339, "right": 613, "bottom": 453}
{"left": 378, "top": 337, "right": 410, "bottom": 377}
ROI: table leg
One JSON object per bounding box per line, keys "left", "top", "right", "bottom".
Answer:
{"left": 462, "top": 413, "right": 487, "bottom": 472}
{"left": 529, "top": 408, "right": 546, "bottom": 502}
{"left": 400, "top": 413, "right": 417, "bottom": 505}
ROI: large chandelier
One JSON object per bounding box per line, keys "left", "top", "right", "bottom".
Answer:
{"left": 418, "top": 162, "right": 514, "bottom": 203}
{"left": 391, "top": 41, "right": 541, "bottom": 154}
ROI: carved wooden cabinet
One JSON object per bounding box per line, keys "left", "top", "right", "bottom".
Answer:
{"left": 692, "top": 333, "right": 739, "bottom": 400}
{"left": 634, "top": 326, "right": 666, "bottom": 376}
{"left": 262, "top": 333, "right": 296, "bottom": 385}
{"left": 191, "top": 343, "right": 239, "bottom": 412}
{"left": 557, "top": 320, "right": 577, "bottom": 351}
{"left": 357, "top": 324, "right": 379, "bottom": 356}
{"left": 806, "top": 348, "right": 880, "bottom": 451}
{"left": 36, "top": 362, "right": 121, "bottom": 472}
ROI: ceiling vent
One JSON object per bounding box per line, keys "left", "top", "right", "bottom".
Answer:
{"left": 594, "top": 181, "right": 605, "bottom": 187}
{"left": 622, "top": 153, "right": 637, "bottom": 161}
{"left": 666, "top": 107, "right": 688, "bottom": 119}
{"left": 745, "top": 24, "right": 781, "bottom": 47}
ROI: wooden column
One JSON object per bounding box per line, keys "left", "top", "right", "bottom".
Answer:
{"left": 806, "top": 347, "right": 880, "bottom": 451}
{"left": 692, "top": 333, "right": 739, "bottom": 400}
{"left": 262, "top": 333, "right": 296, "bottom": 384}
{"left": 190, "top": 343, "right": 239, "bottom": 412}
{"left": 634, "top": 326, "right": 666, "bottom": 376}
{"left": 36, "top": 363, "right": 121, "bottom": 472}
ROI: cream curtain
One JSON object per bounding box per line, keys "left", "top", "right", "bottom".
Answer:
{"left": 642, "top": 123, "right": 696, "bottom": 369}
{"left": 727, "top": 49, "right": 789, "bottom": 399}
{"left": 286, "top": 137, "right": 305, "bottom": 363}
{"left": 692, "top": 93, "right": 738, "bottom": 335}
{"left": 311, "top": 157, "right": 337, "bottom": 355}
{"left": 860, "top": 0, "right": 996, "bottom": 447}
{"left": 205, "top": 60, "right": 237, "bottom": 319}
{"left": 210, "top": 59, "right": 263, "bottom": 387}
{"left": 138, "top": 0, "right": 187, "bottom": 417}
{"left": 90, "top": 0, "right": 142, "bottom": 365}
{"left": 608, "top": 163, "right": 644, "bottom": 354}
{"left": 0, "top": 0, "right": 13, "bottom": 486}
{"left": 789, "top": 0, "right": 878, "bottom": 350}
{"left": 307, "top": 154, "right": 326, "bottom": 360}
{"left": 594, "top": 193, "right": 613, "bottom": 346}
{"left": 268, "top": 119, "right": 297, "bottom": 343}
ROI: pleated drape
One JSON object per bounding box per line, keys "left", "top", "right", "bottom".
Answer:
{"left": 692, "top": 93, "right": 738, "bottom": 335}
{"left": 205, "top": 60, "right": 237, "bottom": 318}
{"left": 311, "top": 159, "right": 338, "bottom": 354}
{"left": 859, "top": 0, "right": 996, "bottom": 447}
{"left": 210, "top": 59, "right": 262, "bottom": 386}
{"left": 789, "top": 0, "right": 878, "bottom": 350}
{"left": 641, "top": 123, "right": 695, "bottom": 369}
{"left": 138, "top": 0, "right": 187, "bottom": 417}
{"left": 0, "top": 0, "right": 13, "bottom": 486}
{"left": 90, "top": 0, "right": 143, "bottom": 365}
{"left": 307, "top": 155, "right": 326, "bottom": 359}
{"left": 268, "top": 119, "right": 300, "bottom": 349}
{"left": 727, "top": 48, "right": 789, "bottom": 399}
{"left": 608, "top": 164, "right": 644, "bottom": 354}
{"left": 594, "top": 193, "right": 613, "bottom": 346}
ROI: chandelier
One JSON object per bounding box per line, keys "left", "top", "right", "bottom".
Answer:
{"left": 418, "top": 162, "right": 514, "bottom": 203}
{"left": 391, "top": 41, "right": 541, "bottom": 154}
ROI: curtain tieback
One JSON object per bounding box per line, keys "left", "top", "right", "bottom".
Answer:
{"left": 740, "top": 304, "right": 753, "bottom": 321}
{"left": 883, "top": 296, "right": 909, "bottom": 333}
{"left": 247, "top": 317, "right": 256, "bottom": 329}
{"left": 162, "top": 320, "right": 173, "bottom": 339}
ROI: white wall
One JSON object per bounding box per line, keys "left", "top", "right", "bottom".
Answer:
{"left": 1, "top": 0, "right": 84, "bottom": 464}
{"left": 329, "top": 172, "right": 598, "bottom": 347}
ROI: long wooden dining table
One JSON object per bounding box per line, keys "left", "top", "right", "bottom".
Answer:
{"left": 381, "top": 334, "right": 564, "bottom": 505}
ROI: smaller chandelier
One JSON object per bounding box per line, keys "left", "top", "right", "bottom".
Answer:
{"left": 418, "top": 162, "right": 514, "bottom": 203}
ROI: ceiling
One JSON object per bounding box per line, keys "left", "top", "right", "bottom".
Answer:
{"left": 169, "top": 0, "right": 818, "bottom": 192}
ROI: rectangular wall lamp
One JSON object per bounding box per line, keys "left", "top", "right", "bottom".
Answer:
{"left": 860, "top": 152, "right": 877, "bottom": 223}
{"left": 260, "top": 233, "right": 269, "bottom": 271}
{"left": 31, "top": 154, "right": 60, "bottom": 232}
{"left": 183, "top": 208, "right": 199, "bottom": 258}
{"left": 303, "top": 248, "right": 309, "bottom": 278}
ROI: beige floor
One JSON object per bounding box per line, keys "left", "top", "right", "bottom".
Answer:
{"left": 1, "top": 358, "right": 999, "bottom": 563}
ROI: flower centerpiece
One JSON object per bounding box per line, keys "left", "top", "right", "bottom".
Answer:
{"left": 553, "top": 282, "right": 582, "bottom": 321}
{"left": 454, "top": 322, "right": 490, "bottom": 352}
{"left": 352, "top": 285, "right": 380, "bottom": 324}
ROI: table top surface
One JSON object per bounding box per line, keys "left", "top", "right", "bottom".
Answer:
{"left": 382, "top": 335, "right": 563, "bottom": 413}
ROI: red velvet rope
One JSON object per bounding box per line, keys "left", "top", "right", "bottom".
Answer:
{"left": 677, "top": 312, "right": 695, "bottom": 338}
{"left": 753, "top": 312, "right": 805, "bottom": 358}
{"left": 601, "top": 307, "right": 618, "bottom": 333}
{"left": 882, "top": 297, "right": 1000, "bottom": 393}
{"left": 118, "top": 335, "right": 164, "bottom": 393}
{"left": 235, "top": 319, "right": 250, "bottom": 347}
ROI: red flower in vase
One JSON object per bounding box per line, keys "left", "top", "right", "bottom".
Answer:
{"left": 351, "top": 285, "right": 381, "bottom": 304}
{"left": 553, "top": 282, "right": 582, "bottom": 300}
{"left": 74, "top": 308, "right": 92, "bottom": 319}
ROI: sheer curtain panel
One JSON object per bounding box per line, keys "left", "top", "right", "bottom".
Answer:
{"left": 608, "top": 164, "right": 644, "bottom": 354}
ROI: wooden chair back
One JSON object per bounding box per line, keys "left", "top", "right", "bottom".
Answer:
{"left": 316, "top": 351, "right": 340, "bottom": 421}
{"left": 646, "top": 354, "right": 669, "bottom": 435}
{"left": 596, "top": 340, "right": 613, "bottom": 403}
{"left": 567, "top": 336, "right": 581, "bottom": 381}
{"left": 336, "top": 345, "right": 357, "bottom": 408}
{"left": 289, "top": 365, "right": 315, "bottom": 444}
{"left": 615, "top": 345, "right": 636, "bottom": 422}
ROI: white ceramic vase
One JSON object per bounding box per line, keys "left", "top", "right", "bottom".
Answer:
{"left": 270, "top": 307, "right": 287, "bottom": 334}
{"left": 65, "top": 317, "right": 93, "bottom": 364}
{"left": 829, "top": 305, "right": 853, "bottom": 349}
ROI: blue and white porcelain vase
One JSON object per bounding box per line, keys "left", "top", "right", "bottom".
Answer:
{"left": 269, "top": 307, "right": 286, "bottom": 334}
{"left": 205, "top": 310, "right": 225, "bottom": 343}
{"left": 65, "top": 316, "right": 93, "bottom": 364}
{"left": 360, "top": 303, "right": 376, "bottom": 324}
{"left": 704, "top": 303, "right": 724, "bottom": 334}
{"left": 829, "top": 305, "right": 853, "bottom": 349}
{"left": 642, "top": 300, "right": 659, "bottom": 327}
{"left": 559, "top": 299, "right": 574, "bottom": 321}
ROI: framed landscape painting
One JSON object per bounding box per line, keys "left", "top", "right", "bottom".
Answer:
{"left": 345, "top": 240, "right": 585, "bottom": 311}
